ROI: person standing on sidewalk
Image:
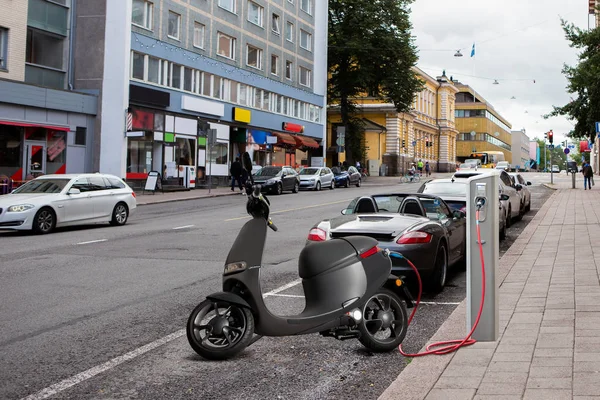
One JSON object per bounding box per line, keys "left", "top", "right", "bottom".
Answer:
{"left": 582, "top": 160, "right": 594, "bottom": 190}
{"left": 230, "top": 157, "right": 243, "bottom": 191}
{"left": 425, "top": 161, "right": 431, "bottom": 177}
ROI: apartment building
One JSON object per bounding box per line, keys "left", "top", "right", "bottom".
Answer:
{"left": 0, "top": 0, "right": 97, "bottom": 183}
{"left": 511, "top": 129, "right": 531, "bottom": 170}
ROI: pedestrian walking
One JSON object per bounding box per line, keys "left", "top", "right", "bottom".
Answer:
{"left": 230, "top": 157, "right": 243, "bottom": 191}
{"left": 425, "top": 161, "right": 431, "bottom": 177}
{"left": 582, "top": 160, "right": 594, "bottom": 190}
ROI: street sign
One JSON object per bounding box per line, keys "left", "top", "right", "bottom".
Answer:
{"left": 337, "top": 146, "right": 345, "bottom": 153}
{"left": 337, "top": 126, "right": 346, "bottom": 136}
{"left": 336, "top": 137, "right": 345, "bottom": 146}
{"left": 564, "top": 148, "right": 570, "bottom": 155}
{"left": 412, "top": 141, "right": 417, "bottom": 147}
{"left": 548, "top": 144, "right": 554, "bottom": 149}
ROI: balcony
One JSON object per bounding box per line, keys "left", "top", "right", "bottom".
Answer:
{"left": 28, "top": 0, "right": 69, "bottom": 36}
{"left": 25, "top": 64, "right": 66, "bottom": 90}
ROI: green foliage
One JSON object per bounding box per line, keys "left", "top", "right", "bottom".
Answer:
{"left": 328, "top": 0, "right": 422, "bottom": 162}
{"left": 545, "top": 20, "right": 600, "bottom": 141}
{"left": 534, "top": 138, "right": 567, "bottom": 169}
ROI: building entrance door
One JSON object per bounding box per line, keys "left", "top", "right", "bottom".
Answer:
{"left": 24, "top": 141, "right": 46, "bottom": 179}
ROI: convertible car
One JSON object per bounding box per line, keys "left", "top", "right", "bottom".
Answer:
{"left": 306, "top": 193, "right": 466, "bottom": 292}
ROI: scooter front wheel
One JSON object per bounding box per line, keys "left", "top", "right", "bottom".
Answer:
{"left": 357, "top": 288, "right": 408, "bottom": 352}
{"left": 186, "top": 299, "right": 254, "bottom": 360}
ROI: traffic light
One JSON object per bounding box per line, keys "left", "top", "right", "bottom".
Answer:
{"left": 548, "top": 130, "right": 554, "bottom": 144}
{"left": 402, "top": 139, "right": 406, "bottom": 148}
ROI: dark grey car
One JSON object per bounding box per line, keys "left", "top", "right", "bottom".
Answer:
{"left": 252, "top": 166, "right": 300, "bottom": 195}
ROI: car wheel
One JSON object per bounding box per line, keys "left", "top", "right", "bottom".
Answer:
{"left": 525, "top": 199, "right": 531, "bottom": 212}
{"left": 345, "top": 179, "right": 350, "bottom": 188}
{"left": 356, "top": 179, "right": 361, "bottom": 187}
{"left": 276, "top": 183, "right": 283, "bottom": 195}
{"left": 426, "top": 244, "right": 448, "bottom": 293}
{"left": 110, "top": 202, "right": 129, "bottom": 226}
{"left": 32, "top": 207, "right": 56, "bottom": 234}
{"left": 330, "top": 180, "right": 335, "bottom": 190}
{"left": 506, "top": 206, "right": 512, "bottom": 227}
{"left": 316, "top": 181, "right": 321, "bottom": 191}
{"left": 292, "top": 182, "right": 299, "bottom": 193}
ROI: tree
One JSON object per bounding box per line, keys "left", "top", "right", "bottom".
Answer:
{"left": 534, "top": 138, "right": 567, "bottom": 171}
{"left": 328, "top": 0, "right": 422, "bottom": 163}
{"left": 545, "top": 20, "right": 600, "bottom": 141}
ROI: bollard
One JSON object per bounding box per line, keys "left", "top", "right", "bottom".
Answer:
{"left": 572, "top": 171, "right": 576, "bottom": 189}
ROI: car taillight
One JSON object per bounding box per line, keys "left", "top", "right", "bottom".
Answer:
{"left": 360, "top": 246, "right": 380, "bottom": 258}
{"left": 307, "top": 228, "right": 327, "bottom": 241}
{"left": 397, "top": 231, "right": 432, "bottom": 244}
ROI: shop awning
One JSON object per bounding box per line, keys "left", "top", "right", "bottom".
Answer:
{"left": 271, "top": 132, "right": 296, "bottom": 146}
{"left": 0, "top": 120, "right": 70, "bottom": 132}
{"left": 294, "top": 135, "right": 320, "bottom": 148}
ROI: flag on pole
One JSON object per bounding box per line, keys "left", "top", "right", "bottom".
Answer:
{"left": 470, "top": 43, "right": 475, "bottom": 57}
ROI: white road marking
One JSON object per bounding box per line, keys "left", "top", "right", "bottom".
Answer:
{"left": 172, "top": 225, "right": 195, "bottom": 230}
{"left": 20, "top": 278, "right": 302, "bottom": 400}
{"left": 76, "top": 239, "right": 107, "bottom": 245}
{"left": 418, "top": 301, "right": 461, "bottom": 306}
{"left": 225, "top": 199, "right": 352, "bottom": 222}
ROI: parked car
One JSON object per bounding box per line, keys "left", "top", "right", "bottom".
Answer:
{"left": 453, "top": 170, "right": 521, "bottom": 224}
{"left": 417, "top": 178, "right": 508, "bottom": 240}
{"left": 552, "top": 165, "right": 560, "bottom": 173}
{"left": 510, "top": 173, "right": 532, "bottom": 213}
{"left": 298, "top": 167, "right": 335, "bottom": 191}
{"left": 0, "top": 174, "right": 136, "bottom": 234}
{"left": 332, "top": 166, "right": 362, "bottom": 188}
{"left": 307, "top": 193, "right": 466, "bottom": 292}
{"left": 252, "top": 166, "right": 299, "bottom": 195}
{"left": 495, "top": 161, "right": 511, "bottom": 172}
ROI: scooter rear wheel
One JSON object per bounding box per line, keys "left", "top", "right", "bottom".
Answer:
{"left": 186, "top": 299, "right": 254, "bottom": 360}
{"left": 358, "top": 288, "right": 408, "bottom": 352}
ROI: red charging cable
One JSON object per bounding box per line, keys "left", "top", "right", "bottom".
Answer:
{"left": 398, "top": 210, "right": 486, "bottom": 357}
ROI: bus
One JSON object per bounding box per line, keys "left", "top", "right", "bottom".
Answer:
{"left": 469, "top": 151, "right": 505, "bottom": 168}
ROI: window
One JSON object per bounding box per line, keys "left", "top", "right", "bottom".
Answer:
{"left": 0, "top": 27, "right": 8, "bottom": 70}
{"left": 248, "top": 1, "right": 264, "bottom": 27}
{"left": 246, "top": 45, "right": 262, "bottom": 69}
{"left": 217, "top": 32, "right": 236, "bottom": 59}
{"left": 218, "top": 0, "right": 236, "bottom": 13}
{"left": 299, "top": 66, "right": 311, "bottom": 87}
{"left": 148, "top": 56, "right": 160, "bottom": 84}
{"left": 193, "top": 22, "right": 205, "bottom": 48}
{"left": 168, "top": 11, "right": 180, "bottom": 39}
{"left": 75, "top": 127, "right": 87, "bottom": 146}
{"left": 300, "top": 29, "right": 312, "bottom": 51}
{"left": 285, "top": 21, "right": 294, "bottom": 42}
{"left": 184, "top": 67, "right": 193, "bottom": 91}
{"left": 26, "top": 28, "right": 64, "bottom": 70}
{"left": 271, "top": 54, "right": 279, "bottom": 75}
{"left": 132, "top": 0, "right": 153, "bottom": 30}
{"left": 285, "top": 61, "right": 293, "bottom": 80}
{"left": 169, "top": 63, "right": 182, "bottom": 89}
{"left": 300, "top": 0, "right": 312, "bottom": 15}
{"left": 272, "top": 14, "right": 280, "bottom": 34}
{"left": 209, "top": 142, "right": 228, "bottom": 165}
{"left": 132, "top": 52, "right": 144, "bottom": 79}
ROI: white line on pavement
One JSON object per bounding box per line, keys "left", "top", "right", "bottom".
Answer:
{"left": 172, "top": 225, "right": 195, "bottom": 230}
{"left": 20, "top": 278, "right": 302, "bottom": 400}
{"left": 76, "top": 239, "right": 107, "bottom": 245}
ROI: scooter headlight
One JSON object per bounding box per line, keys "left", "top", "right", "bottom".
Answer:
{"left": 224, "top": 261, "right": 247, "bottom": 275}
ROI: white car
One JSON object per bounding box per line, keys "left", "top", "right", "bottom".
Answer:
{"left": 0, "top": 174, "right": 137, "bottom": 234}
{"left": 298, "top": 167, "right": 335, "bottom": 190}
{"left": 495, "top": 161, "right": 511, "bottom": 171}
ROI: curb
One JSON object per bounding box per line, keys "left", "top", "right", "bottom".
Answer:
{"left": 542, "top": 183, "right": 557, "bottom": 190}
{"left": 378, "top": 189, "right": 554, "bottom": 400}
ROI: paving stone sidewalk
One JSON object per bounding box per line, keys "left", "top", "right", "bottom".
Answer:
{"left": 380, "top": 187, "right": 600, "bottom": 399}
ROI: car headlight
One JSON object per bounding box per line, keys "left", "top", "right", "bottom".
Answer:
{"left": 266, "top": 179, "right": 276, "bottom": 185}
{"left": 7, "top": 204, "right": 35, "bottom": 212}
{"left": 309, "top": 179, "right": 315, "bottom": 182}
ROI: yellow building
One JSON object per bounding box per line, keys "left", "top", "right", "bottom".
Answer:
{"left": 327, "top": 68, "right": 459, "bottom": 174}
{"left": 454, "top": 82, "right": 513, "bottom": 165}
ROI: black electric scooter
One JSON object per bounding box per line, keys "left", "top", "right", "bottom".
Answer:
{"left": 186, "top": 152, "right": 414, "bottom": 360}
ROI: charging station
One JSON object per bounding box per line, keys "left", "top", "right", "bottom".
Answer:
{"left": 465, "top": 171, "right": 499, "bottom": 341}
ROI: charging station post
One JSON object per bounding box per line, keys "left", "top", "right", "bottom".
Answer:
{"left": 466, "top": 172, "right": 499, "bottom": 341}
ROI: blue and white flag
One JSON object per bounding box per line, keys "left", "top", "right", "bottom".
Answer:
{"left": 470, "top": 43, "right": 475, "bottom": 57}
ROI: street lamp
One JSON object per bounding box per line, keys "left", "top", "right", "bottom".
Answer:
{"left": 493, "top": 80, "right": 499, "bottom": 85}
{"left": 454, "top": 50, "right": 463, "bottom": 57}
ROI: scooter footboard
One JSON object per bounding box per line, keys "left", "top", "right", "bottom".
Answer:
{"left": 206, "top": 292, "right": 252, "bottom": 309}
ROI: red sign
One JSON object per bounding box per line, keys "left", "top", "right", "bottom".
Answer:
{"left": 282, "top": 122, "right": 304, "bottom": 133}
{"left": 580, "top": 141, "right": 591, "bottom": 153}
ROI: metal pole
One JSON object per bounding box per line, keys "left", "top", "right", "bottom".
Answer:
{"left": 572, "top": 169, "right": 576, "bottom": 189}
{"left": 544, "top": 141, "right": 547, "bottom": 173}
{"left": 208, "top": 142, "right": 212, "bottom": 195}
{"left": 550, "top": 149, "right": 554, "bottom": 184}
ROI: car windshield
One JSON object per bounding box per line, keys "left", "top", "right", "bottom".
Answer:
{"left": 255, "top": 167, "right": 281, "bottom": 177}
{"left": 12, "top": 178, "right": 70, "bottom": 194}
{"left": 422, "top": 182, "right": 467, "bottom": 196}
{"left": 459, "top": 164, "right": 472, "bottom": 169}
{"left": 331, "top": 167, "right": 343, "bottom": 175}
{"left": 299, "top": 168, "right": 319, "bottom": 175}
{"left": 372, "top": 195, "right": 406, "bottom": 213}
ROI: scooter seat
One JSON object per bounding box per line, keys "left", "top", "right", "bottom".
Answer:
{"left": 299, "top": 236, "right": 377, "bottom": 279}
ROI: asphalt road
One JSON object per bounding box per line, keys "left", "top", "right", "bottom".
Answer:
{"left": 0, "top": 176, "right": 553, "bottom": 400}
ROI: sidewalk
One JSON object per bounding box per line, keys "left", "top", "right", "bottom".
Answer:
{"left": 380, "top": 186, "right": 600, "bottom": 399}
{"left": 134, "top": 174, "right": 451, "bottom": 206}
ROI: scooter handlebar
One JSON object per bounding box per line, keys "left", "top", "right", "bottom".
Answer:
{"left": 267, "top": 219, "right": 278, "bottom": 232}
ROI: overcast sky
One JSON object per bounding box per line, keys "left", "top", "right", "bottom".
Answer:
{"left": 410, "top": 0, "right": 591, "bottom": 143}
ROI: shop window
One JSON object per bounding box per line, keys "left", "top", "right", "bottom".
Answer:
{"left": 176, "top": 138, "right": 196, "bottom": 166}
{"left": 168, "top": 11, "right": 181, "bottom": 40}
{"left": 217, "top": 32, "right": 236, "bottom": 60}
{"left": 75, "top": 127, "right": 86, "bottom": 146}
{"left": 127, "top": 139, "right": 153, "bottom": 173}
{"left": 132, "top": 109, "right": 154, "bottom": 131}
{"left": 148, "top": 56, "right": 160, "bottom": 84}
{"left": 132, "top": 52, "right": 144, "bottom": 80}
{"left": 209, "top": 142, "right": 228, "bottom": 165}
{"left": 154, "top": 114, "right": 164, "bottom": 131}
{"left": 0, "top": 125, "right": 22, "bottom": 178}
{"left": 26, "top": 28, "right": 64, "bottom": 70}
{"left": 132, "top": 0, "right": 153, "bottom": 30}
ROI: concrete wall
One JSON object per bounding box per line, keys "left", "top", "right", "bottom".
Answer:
{"left": 0, "top": 0, "right": 28, "bottom": 81}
